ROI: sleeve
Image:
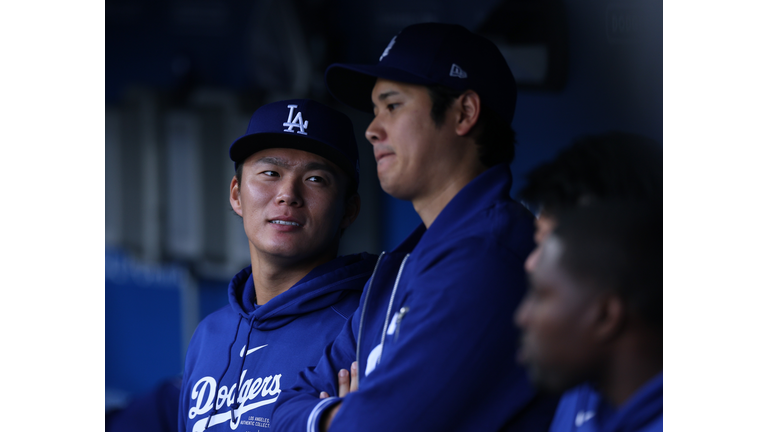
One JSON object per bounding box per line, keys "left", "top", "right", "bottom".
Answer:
{"left": 325, "top": 238, "right": 538, "bottom": 432}
{"left": 271, "top": 299, "right": 361, "bottom": 432}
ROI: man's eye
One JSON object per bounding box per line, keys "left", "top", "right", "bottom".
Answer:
{"left": 307, "top": 176, "right": 325, "bottom": 183}
{"left": 262, "top": 171, "right": 279, "bottom": 177}
{"left": 387, "top": 103, "right": 400, "bottom": 112}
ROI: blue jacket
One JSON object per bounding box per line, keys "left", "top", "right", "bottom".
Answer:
{"left": 549, "top": 373, "right": 663, "bottom": 432}
{"left": 178, "top": 253, "right": 377, "bottom": 432}
{"left": 272, "top": 164, "right": 555, "bottom": 432}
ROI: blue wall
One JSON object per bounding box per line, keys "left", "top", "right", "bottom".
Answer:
{"left": 105, "top": 249, "right": 186, "bottom": 396}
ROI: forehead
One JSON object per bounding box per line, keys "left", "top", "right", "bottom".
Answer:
{"left": 531, "top": 236, "right": 577, "bottom": 292}
{"left": 244, "top": 147, "right": 340, "bottom": 172}
{"left": 532, "top": 235, "right": 596, "bottom": 299}
{"left": 533, "top": 236, "right": 564, "bottom": 277}
{"left": 371, "top": 78, "right": 430, "bottom": 101}
{"left": 534, "top": 214, "right": 557, "bottom": 245}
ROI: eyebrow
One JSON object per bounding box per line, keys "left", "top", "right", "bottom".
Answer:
{"left": 304, "top": 161, "right": 338, "bottom": 175}
{"left": 254, "top": 156, "right": 291, "bottom": 168}
{"left": 377, "top": 90, "right": 400, "bottom": 102}
{"left": 371, "top": 90, "right": 401, "bottom": 110}
{"left": 255, "top": 157, "right": 338, "bottom": 175}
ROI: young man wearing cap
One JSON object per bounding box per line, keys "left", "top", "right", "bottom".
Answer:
{"left": 515, "top": 202, "right": 663, "bottom": 432}
{"left": 272, "top": 23, "right": 556, "bottom": 432}
{"left": 177, "top": 99, "right": 378, "bottom": 432}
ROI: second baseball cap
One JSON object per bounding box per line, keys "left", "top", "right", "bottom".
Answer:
{"left": 325, "top": 22, "right": 518, "bottom": 125}
{"left": 229, "top": 99, "right": 360, "bottom": 189}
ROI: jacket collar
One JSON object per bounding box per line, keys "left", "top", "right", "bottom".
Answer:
{"left": 390, "top": 164, "right": 514, "bottom": 254}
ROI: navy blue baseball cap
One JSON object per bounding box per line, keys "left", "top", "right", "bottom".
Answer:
{"left": 229, "top": 99, "right": 360, "bottom": 189}
{"left": 325, "top": 22, "right": 517, "bottom": 125}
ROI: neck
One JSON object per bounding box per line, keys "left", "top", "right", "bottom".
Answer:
{"left": 595, "top": 328, "right": 663, "bottom": 406}
{"left": 248, "top": 248, "right": 337, "bottom": 305}
{"left": 413, "top": 159, "right": 486, "bottom": 228}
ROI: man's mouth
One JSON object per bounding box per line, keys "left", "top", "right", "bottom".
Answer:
{"left": 374, "top": 146, "right": 395, "bottom": 163}
{"left": 270, "top": 220, "right": 301, "bottom": 226}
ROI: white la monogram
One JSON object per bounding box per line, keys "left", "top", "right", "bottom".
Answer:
{"left": 283, "top": 105, "right": 308, "bottom": 135}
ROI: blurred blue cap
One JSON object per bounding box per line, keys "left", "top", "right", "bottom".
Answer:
{"left": 325, "top": 22, "right": 517, "bottom": 125}
{"left": 230, "top": 99, "right": 360, "bottom": 189}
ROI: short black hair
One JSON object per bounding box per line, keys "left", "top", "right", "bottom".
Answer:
{"left": 519, "top": 132, "right": 662, "bottom": 217}
{"left": 427, "top": 84, "right": 517, "bottom": 167}
{"left": 554, "top": 201, "right": 662, "bottom": 331}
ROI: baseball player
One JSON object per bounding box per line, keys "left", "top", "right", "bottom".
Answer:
{"left": 177, "top": 99, "right": 377, "bottom": 432}
{"left": 272, "top": 22, "right": 557, "bottom": 432}
{"left": 516, "top": 201, "right": 663, "bottom": 432}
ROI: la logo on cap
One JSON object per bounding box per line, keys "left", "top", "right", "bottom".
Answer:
{"left": 283, "top": 105, "right": 308, "bottom": 135}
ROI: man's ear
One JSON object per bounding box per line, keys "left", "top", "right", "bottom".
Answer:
{"left": 592, "top": 294, "right": 626, "bottom": 343}
{"left": 455, "top": 90, "right": 481, "bottom": 137}
{"left": 341, "top": 193, "right": 361, "bottom": 230}
{"left": 230, "top": 176, "right": 243, "bottom": 217}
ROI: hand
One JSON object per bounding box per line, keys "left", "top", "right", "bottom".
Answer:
{"left": 319, "top": 361, "right": 359, "bottom": 399}
{"left": 318, "top": 362, "right": 359, "bottom": 431}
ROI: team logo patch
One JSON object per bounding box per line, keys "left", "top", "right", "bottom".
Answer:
{"left": 283, "top": 105, "right": 308, "bottom": 135}
{"left": 379, "top": 36, "right": 397, "bottom": 61}
{"left": 449, "top": 64, "right": 468, "bottom": 79}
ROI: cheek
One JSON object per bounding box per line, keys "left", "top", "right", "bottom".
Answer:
{"left": 307, "top": 193, "right": 345, "bottom": 229}
{"left": 240, "top": 184, "right": 272, "bottom": 213}
{"left": 528, "top": 304, "right": 581, "bottom": 357}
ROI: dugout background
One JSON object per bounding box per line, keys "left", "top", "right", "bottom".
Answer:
{"left": 105, "top": 0, "right": 662, "bottom": 409}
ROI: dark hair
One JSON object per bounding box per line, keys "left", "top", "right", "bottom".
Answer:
{"left": 518, "top": 132, "right": 663, "bottom": 217}
{"left": 554, "top": 201, "right": 662, "bottom": 331}
{"left": 427, "top": 85, "right": 517, "bottom": 167}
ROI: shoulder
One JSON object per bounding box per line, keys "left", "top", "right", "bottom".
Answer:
{"left": 549, "top": 385, "right": 601, "bottom": 432}
{"left": 478, "top": 198, "right": 536, "bottom": 260}
{"left": 328, "top": 288, "right": 363, "bottom": 320}
{"left": 429, "top": 197, "right": 535, "bottom": 264}
{"left": 189, "top": 305, "right": 239, "bottom": 342}
{"left": 411, "top": 228, "right": 529, "bottom": 281}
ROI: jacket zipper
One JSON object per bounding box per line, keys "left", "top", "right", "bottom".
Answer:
{"left": 355, "top": 251, "right": 385, "bottom": 366}
{"left": 377, "top": 254, "right": 410, "bottom": 366}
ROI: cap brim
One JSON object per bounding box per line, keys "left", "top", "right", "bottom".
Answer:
{"left": 325, "top": 63, "right": 437, "bottom": 113}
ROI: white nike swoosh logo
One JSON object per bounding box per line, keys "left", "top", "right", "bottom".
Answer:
{"left": 239, "top": 344, "right": 268, "bottom": 357}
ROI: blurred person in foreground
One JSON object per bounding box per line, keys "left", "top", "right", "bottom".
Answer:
{"left": 177, "top": 99, "right": 377, "bottom": 431}
{"left": 272, "top": 22, "right": 556, "bottom": 432}
{"left": 515, "top": 201, "right": 662, "bottom": 432}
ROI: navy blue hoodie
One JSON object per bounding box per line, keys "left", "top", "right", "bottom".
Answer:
{"left": 178, "top": 253, "right": 377, "bottom": 432}
{"left": 272, "top": 164, "right": 556, "bottom": 432}
{"left": 548, "top": 373, "right": 663, "bottom": 432}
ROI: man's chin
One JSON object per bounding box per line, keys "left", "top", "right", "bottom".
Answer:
{"left": 524, "top": 364, "right": 572, "bottom": 396}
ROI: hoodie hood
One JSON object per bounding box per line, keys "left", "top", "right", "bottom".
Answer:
{"left": 228, "top": 252, "right": 377, "bottom": 330}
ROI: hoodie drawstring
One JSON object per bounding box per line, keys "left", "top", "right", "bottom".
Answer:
{"left": 231, "top": 316, "right": 256, "bottom": 424}
{"left": 204, "top": 315, "right": 245, "bottom": 430}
